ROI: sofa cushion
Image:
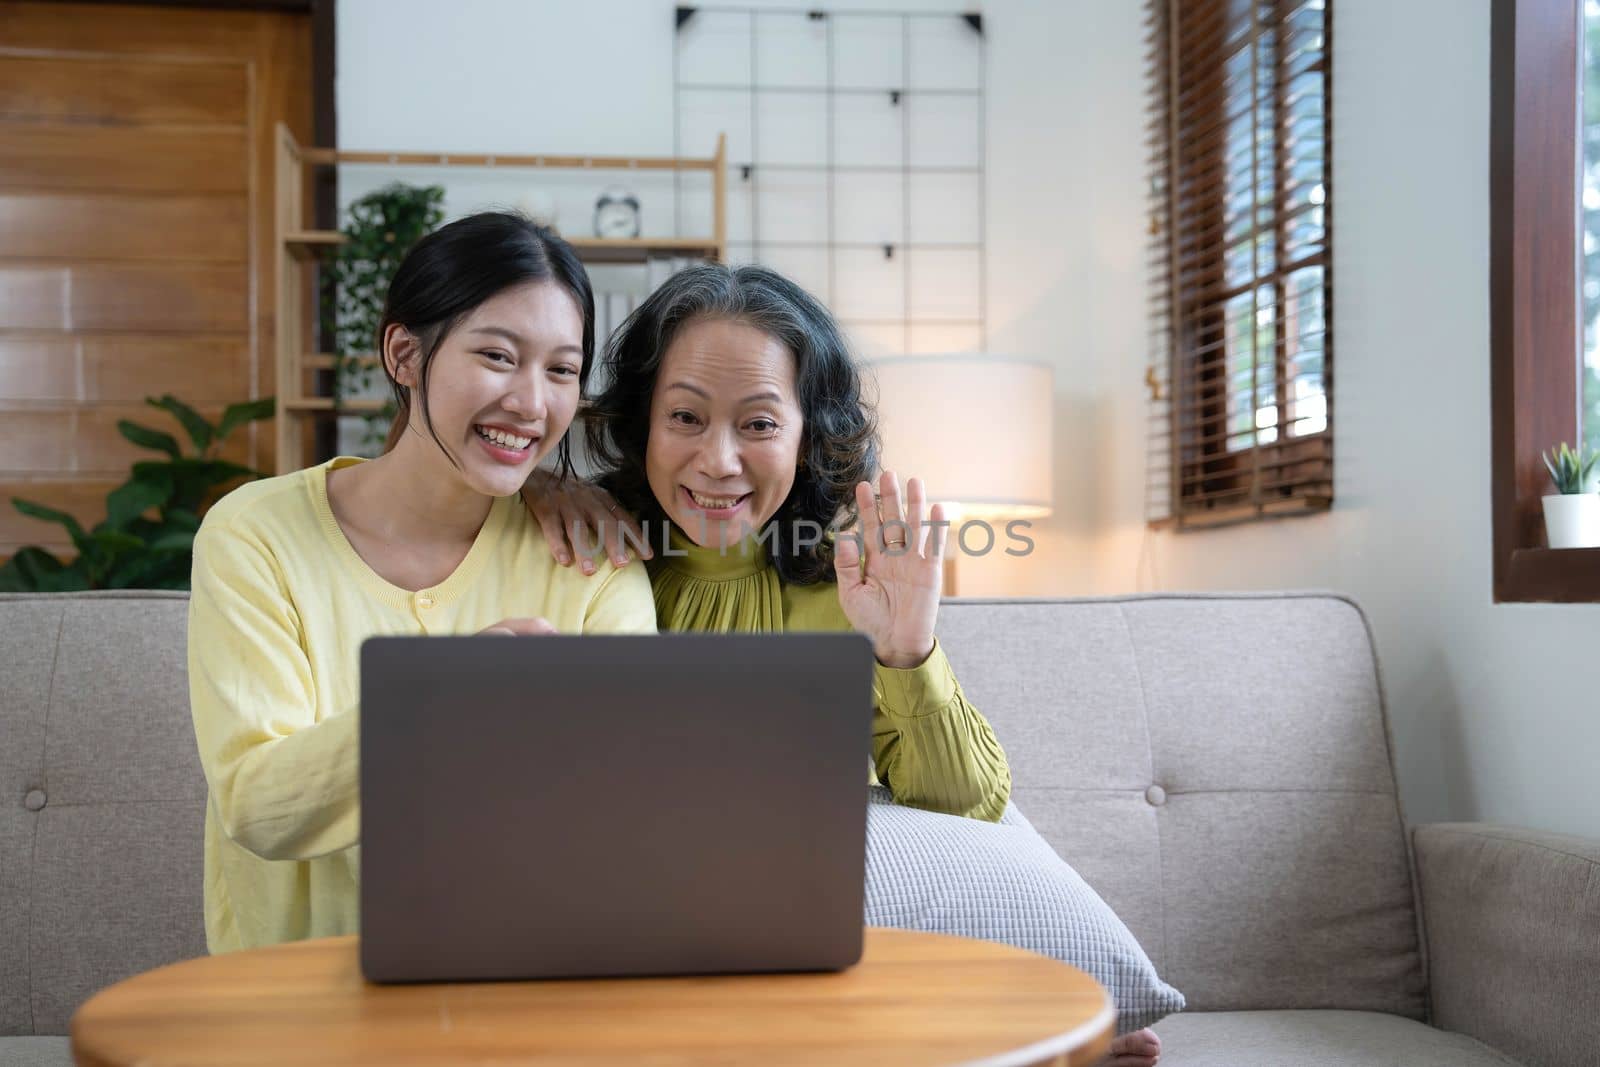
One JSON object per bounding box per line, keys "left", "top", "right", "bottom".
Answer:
{"left": 936, "top": 594, "right": 1425, "bottom": 1017}
{"left": 864, "top": 788, "right": 1184, "bottom": 1033}
{"left": 1153, "top": 1010, "right": 1521, "bottom": 1067}
{"left": 1, "top": 598, "right": 60, "bottom": 1036}
{"left": 0, "top": 592, "right": 207, "bottom": 1037}
{"left": 1415, "top": 823, "right": 1600, "bottom": 1067}
{"left": 0, "top": 1036, "right": 72, "bottom": 1067}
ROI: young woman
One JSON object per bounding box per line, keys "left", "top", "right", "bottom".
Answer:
{"left": 527, "top": 264, "right": 1011, "bottom": 823}
{"left": 187, "top": 212, "right": 655, "bottom": 954}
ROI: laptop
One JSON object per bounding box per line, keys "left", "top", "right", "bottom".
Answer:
{"left": 358, "top": 632, "right": 875, "bottom": 983}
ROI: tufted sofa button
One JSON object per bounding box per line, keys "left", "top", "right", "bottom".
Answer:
{"left": 23, "top": 788, "right": 46, "bottom": 811}
{"left": 1144, "top": 784, "right": 1167, "bottom": 807}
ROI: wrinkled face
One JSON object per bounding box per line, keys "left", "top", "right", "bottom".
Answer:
{"left": 645, "top": 317, "right": 804, "bottom": 549}
{"left": 391, "top": 280, "right": 584, "bottom": 498}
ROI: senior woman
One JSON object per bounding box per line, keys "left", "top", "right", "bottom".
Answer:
{"left": 525, "top": 265, "right": 1163, "bottom": 1067}
{"left": 529, "top": 264, "right": 1008, "bottom": 821}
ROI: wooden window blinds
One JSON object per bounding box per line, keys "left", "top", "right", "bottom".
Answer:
{"left": 1145, "top": 0, "right": 1333, "bottom": 528}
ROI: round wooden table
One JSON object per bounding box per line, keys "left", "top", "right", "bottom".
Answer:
{"left": 70, "top": 928, "right": 1114, "bottom": 1067}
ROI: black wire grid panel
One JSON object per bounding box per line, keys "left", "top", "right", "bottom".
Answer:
{"left": 673, "top": 6, "right": 987, "bottom": 355}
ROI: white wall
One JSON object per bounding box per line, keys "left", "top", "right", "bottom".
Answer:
{"left": 961, "top": 0, "right": 1148, "bottom": 595}
{"left": 338, "top": 0, "right": 1599, "bottom": 837}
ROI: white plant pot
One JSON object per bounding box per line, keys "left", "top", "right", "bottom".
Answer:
{"left": 1542, "top": 493, "right": 1600, "bottom": 549}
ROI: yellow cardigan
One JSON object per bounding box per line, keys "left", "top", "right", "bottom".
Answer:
{"left": 648, "top": 525, "right": 1011, "bottom": 822}
{"left": 187, "top": 457, "right": 657, "bottom": 952}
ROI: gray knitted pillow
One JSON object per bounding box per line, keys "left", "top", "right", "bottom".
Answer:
{"left": 864, "top": 788, "right": 1185, "bottom": 1033}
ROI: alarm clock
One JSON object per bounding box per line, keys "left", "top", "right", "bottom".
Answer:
{"left": 593, "top": 186, "right": 641, "bottom": 239}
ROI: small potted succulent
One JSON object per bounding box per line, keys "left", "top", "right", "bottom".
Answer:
{"left": 1541, "top": 441, "right": 1600, "bottom": 548}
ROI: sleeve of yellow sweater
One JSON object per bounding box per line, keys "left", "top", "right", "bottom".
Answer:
{"left": 871, "top": 640, "right": 1012, "bottom": 823}
{"left": 583, "top": 559, "right": 660, "bottom": 634}
{"left": 188, "top": 517, "right": 361, "bottom": 863}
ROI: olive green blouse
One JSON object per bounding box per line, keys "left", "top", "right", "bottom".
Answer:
{"left": 647, "top": 525, "right": 1011, "bottom": 822}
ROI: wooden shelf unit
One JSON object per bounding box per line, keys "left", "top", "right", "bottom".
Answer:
{"left": 272, "top": 124, "right": 728, "bottom": 474}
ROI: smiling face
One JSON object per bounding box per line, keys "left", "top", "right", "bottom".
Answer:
{"left": 645, "top": 316, "right": 805, "bottom": 548}
{"left": 389, "top": 279, "right": 584, "bottom": 498}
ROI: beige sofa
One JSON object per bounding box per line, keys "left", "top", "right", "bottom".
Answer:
{"left": 2, "top": 590, "right": 1596, "bottom": 1066}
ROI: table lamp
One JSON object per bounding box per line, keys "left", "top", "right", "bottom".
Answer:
{"left": 863, "top": 355, "right": 1054, "bottom": 595}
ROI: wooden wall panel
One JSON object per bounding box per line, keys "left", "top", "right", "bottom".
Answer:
{"left": 0, "top": 5, "right": 288, "bottom": 58}
{"left": 0, "top": 407, "right": 251, "bottom": 477}
{"left": 0, "top": 126, "right": 248, "bottom": 193}
{"left": 0, "top": 336, "right": 252, "bottom": 406}
{"left": 0, "top": 192, "right": 248, "bottom": 262}
{"left": 0, "top": 53, "right": 248, "bottom": 125}
{"left": 0, "top": 2, "right": 314, "bottom": 561}
{"left": 0, "top": 477, "right": 120, "bottom": 557}
{"left": 0, "top": 266, "right": 68, "bottom": 330}
{"left": 84, "top": 337, "right": 252, "bottom": 405}
{"left": 0, "top": 265, "right": 247, "bottom": 332}
{"left": 0, "top": 411, "right": 73, "bottom": 473}
{"left": 88, "top": 407, "right": 254, "bottom": 471}
{"left": 0, "top": 336, "right": 77, "bottom": 402}
{"left": 70, "top": 265, "right": 249, "bottom": 332}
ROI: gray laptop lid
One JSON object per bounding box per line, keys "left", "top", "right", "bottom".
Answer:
{"left": 359, "top": 632, "right": 874, "bottom": 983}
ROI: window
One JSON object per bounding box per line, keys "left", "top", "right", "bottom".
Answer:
{"left": 1145, "top": 0, "right": 1333, "bottom": 529}
{"left": 1491, "top": 0, "right": 1600, "bottom": 601}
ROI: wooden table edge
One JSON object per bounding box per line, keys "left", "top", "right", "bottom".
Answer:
{"left": 948, "top": 997, "right": 1113, "bottom": 1067}
{"left": 70, "top": 928, "right": 1118, "bottom": 1067}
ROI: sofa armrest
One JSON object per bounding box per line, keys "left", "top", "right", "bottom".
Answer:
{"left": 1413, "top": 822, "right": 1600, "bottom": 1067}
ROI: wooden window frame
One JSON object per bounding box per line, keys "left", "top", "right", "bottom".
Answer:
{"left": 1156, "top": 0, "right": 1334, "bottom": 531}
{"left": 1490, "top": 0, "right": 1600, "bottom": 601}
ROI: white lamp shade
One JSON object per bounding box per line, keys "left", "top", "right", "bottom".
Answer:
{"left": 865, "top": 355, "right": 1054, "bottom": 519}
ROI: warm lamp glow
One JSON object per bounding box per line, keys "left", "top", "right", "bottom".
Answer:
{"left": 864, "top": 355, "right": 1054, "bottom": 520}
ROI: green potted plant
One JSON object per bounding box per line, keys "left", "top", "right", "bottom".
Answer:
{"left": 0, "top": 394, "right": 274, "bottom": 591}
{"left": 1541, "top": 441, "right": 1600, "bottom": 548}
{"left": 325, "top": 182, "right": 444, "bottom": 452}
